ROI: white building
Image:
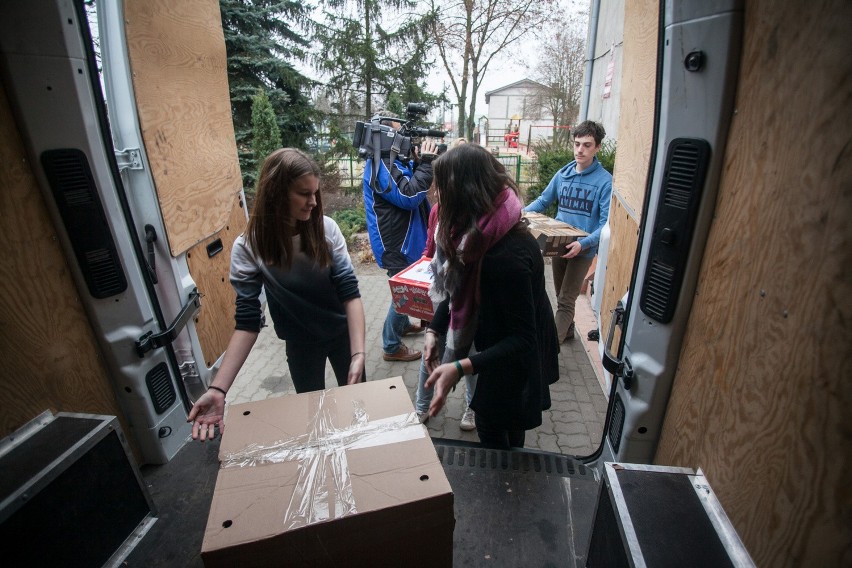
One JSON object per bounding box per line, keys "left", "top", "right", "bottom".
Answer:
{"left": 483, "top": 79, "right": 556, "bottom": 149}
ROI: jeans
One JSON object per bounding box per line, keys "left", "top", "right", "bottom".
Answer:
{"left": 551, "top": 254, "right": 595, "bottom": 342}
{"left": 382, "top": 299, "right": 412, "bottom": 354}
{"left": 414, "top": 334, "right": 477, "bottom": 413}
{"left": 285, "top": 333, "right": 366, "bottom": 393}
{"left": 383, "top": 266, "right": 414, "bottom": 354}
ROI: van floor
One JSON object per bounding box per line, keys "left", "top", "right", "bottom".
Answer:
{"left": 124, "top": 437, "right": 600, "bottom": 567}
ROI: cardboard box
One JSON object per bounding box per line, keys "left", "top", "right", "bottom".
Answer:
{"left": 523, "top": 212, "right": 588, "bottom": 257}
{"left": 388, "top": 257, "right": 434, "bottom": 320}
{"left": 201, "top": 377, "right": 454, "bottom": 567}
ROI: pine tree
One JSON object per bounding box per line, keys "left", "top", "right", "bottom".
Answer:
{"left": 313, "top": 0, "right": 441, "bottom": 126}
{"left": 219, "top": 0, "right": 318, "bottom": 185}
{"left": 250, "top": 89, "right": 283, "bottom": 190}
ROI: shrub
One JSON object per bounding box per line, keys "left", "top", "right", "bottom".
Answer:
{"left": 526, "top": 141, "right": 574, "bottom": 217}
{"left": 330, "top": 205, "right": 366, "bottom": 244}
{"left": 597, "top": 140, "right": 616, "bottom": 174}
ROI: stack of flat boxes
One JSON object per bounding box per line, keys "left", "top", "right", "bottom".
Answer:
{"left": 522, "top": 212, "right": 588, "bottom": 257}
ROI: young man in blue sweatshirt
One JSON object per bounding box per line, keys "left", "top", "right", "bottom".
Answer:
{"left": 524, "top": 121, "right": 612, "bottom": 342}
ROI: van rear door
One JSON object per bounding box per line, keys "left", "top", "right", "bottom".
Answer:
{"left": 0, "top": 0, "right": 245, "bottom": 464}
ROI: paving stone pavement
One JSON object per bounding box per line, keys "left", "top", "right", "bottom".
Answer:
{"left": 228, "top": 258, "right": 608, "bottom": 457}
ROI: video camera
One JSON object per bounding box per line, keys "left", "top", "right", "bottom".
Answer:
{"left": 352, "top": 102, "right": 447, "bottom": 163}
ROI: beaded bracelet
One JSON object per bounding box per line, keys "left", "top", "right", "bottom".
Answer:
{"left": 208, "top": 385, "right": 227, "bottom": 397}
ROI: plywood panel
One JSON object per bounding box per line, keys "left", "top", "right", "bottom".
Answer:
{"left": 187, "top": 194, "right": 247, "bottom": 367}
{"left": 655, "top": 1, "right": 852, "bottom": 566}
{"left": 600, "top": 0, "right": 656, "bottom": 346}
{"left": 611, "top": 0, "right": 657, "bottom": 216}
{"left": 599, "top": 196, "right": 639, "bottom": 343}
{"left": 125, "top": 0, "right": 242, "bottom": 256}
{"left": 0, "top": 82, "right": 123, "bottom": 438}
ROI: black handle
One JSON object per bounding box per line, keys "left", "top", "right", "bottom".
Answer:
{"left": 144, "top": 224, "right": 158, "bottom": 284}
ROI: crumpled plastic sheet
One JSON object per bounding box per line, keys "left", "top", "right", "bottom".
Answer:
{"left": 220, "top": 390, "right": 424, "bottom": 529}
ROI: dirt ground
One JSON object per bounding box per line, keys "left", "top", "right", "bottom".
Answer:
{"left": 322, "top": 186, "right": 362, "bottom": 213}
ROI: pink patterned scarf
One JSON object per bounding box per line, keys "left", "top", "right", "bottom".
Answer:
{"left": 429, "top": 188, "right": 523, "bottom": 360}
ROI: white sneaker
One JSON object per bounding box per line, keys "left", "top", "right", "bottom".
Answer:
{"left": 416, "top": 411, "right": 430, "bottom": 424}
{"left": 460, "top": 407, "right": 476, "bottom": 431}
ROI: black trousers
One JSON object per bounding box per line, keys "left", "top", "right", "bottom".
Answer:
{"left": 284, "top": 332, "right": 366, "bottom": 393}
{"left": 475, "top": 413, "right": 525, "bottom": 450}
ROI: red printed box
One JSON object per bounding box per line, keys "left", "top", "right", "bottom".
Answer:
{"left": 389, "top": 257, "right": 434, "bottom": 320}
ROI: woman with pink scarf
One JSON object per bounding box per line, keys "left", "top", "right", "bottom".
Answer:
{"left": 423, "top": 144, "right": 560, "bottom": 449}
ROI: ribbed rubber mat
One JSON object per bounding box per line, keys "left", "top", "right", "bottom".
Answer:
{"left": 434, "top": 441, "right": 599, "bottom": 567}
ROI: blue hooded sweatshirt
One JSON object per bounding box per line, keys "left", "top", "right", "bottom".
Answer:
{"left": 524, "top": 157, "right": 612, "bottom": 257}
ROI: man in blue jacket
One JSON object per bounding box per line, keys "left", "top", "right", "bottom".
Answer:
{"left": 363, "top": 113, "right": 438, "bottom": 361}
{"left": 524, "top": 121, "right": 612, "bottom": 342}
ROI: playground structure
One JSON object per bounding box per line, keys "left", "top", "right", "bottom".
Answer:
{"left": 486, "top": 124, "right": 574, "bottom": 154}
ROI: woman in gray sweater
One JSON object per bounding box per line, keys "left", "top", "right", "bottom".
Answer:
{"left": 189, "top": 149, "right": 366, "bottom": 441}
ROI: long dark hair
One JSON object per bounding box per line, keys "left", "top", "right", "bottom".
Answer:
{"left": 246, "top": 148, "right": 330, "bottom": 269}
{"left": 432, "top": 144, "right": 520, "bottom": 263}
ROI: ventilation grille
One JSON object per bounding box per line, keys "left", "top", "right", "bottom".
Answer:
{"left": 84, "top": 248, "right": 125, "bottom": 297}
{"left": 642, "top": 259, "right": 676, "bottom": 321}
{"left": 608, "top": 394, "right": 626, "bottom": 455}
{"left": 49, "top": 151, "right": 100, "bottom": 208}
{"left": 146, "top": 363, "right": 176, "bottom": 415}
{"left": 662, "top": 144, "right": 702, "bottom": 209}
{"left": 41, "top": 149, "right": 127, "bottom": 299}
{"left": 435, "top": 444, "right": 592, "bottom": 478}
{"left": 639, "top": 138, "right": 711, "bottom": 323}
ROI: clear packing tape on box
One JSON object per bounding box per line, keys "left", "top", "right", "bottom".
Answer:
{"left": 220, "top": 390, "right": 425, "bottom": 530}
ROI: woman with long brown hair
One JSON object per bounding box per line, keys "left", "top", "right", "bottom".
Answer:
{"left": 189, "top": 149, "right": 366, "bottom": 441}
{"left": 423, "top": 144, "right": 559, "bottom": 449}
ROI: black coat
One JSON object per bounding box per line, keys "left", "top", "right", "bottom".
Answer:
{"left": 432, "top": 226, "right": 559, "bottom": 431}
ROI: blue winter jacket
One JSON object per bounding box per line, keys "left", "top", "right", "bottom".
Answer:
{"left": 362, "top": 156, "right": 432, "bottom": 270}
{"left": 524, "top": 157, "right": 612, "bottom": 257}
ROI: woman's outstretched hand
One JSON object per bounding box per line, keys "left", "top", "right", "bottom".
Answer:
{"left": 188, "top": 390, "right": 226, "bottom": 441}
{"left": 424, "top": 363, "right": 461, "bottom": 417}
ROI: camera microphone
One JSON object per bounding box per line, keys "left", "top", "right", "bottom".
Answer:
{"left": 409, "top": 127, "right": 447, "bottom": 139}
{"left": 406, "top": 102, "right": 429, "bottom": 116}
{"left": 424, "top": 128, "right": 447, "bottom": 138}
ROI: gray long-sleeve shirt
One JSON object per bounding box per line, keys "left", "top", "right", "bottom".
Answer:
{"left": 230, "top": 217, "right": 361, "bottom": 343}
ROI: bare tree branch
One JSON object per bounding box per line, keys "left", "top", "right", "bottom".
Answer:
{"left": 428, "top": 0, "right": 554, "bottom": 138}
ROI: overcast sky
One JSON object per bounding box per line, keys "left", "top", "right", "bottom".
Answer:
{"left": 302, "top": 0, "right": 590, "bottom": 120}
{"left": 424, "top": 0, "right": 590, "bottom": 118}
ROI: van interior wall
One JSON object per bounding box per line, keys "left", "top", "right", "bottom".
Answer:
{"left": 654, "top": 1, "right": 852, "bottom": 566}
{"left": 0, "top": 81, "right": 133, "bottom": 453}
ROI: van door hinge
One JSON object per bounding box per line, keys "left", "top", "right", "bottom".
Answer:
{"left": 179, "top": 359, "right": 199, "bottom": 382}
{"left": 136, "top": 289, "right": 201, "bottom": 357}
{"left": 114, "top": 148, "right": 143, "bottom": 171}
{"left": 602, "top": 302, "right": 635, "bottom": 390}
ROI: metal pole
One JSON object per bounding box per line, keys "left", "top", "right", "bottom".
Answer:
{"left": 579, "top": 0, "right": 602, "bottom": 122}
